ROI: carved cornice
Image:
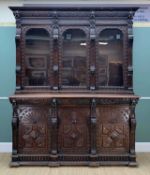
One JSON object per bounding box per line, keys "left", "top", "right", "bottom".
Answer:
{"left": 10, "top": 8, "right": 138, "bottom": 20}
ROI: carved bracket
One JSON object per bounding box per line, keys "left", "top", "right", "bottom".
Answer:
{"left": 129, "top": 99, "right": 138, "bottom": 163}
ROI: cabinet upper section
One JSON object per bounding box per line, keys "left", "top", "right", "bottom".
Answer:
{"left": 10, "top": 4, "right": 139, "bottom": 94}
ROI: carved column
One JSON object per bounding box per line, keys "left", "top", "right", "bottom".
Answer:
{"left": 127, "top": 11, "right": 134, "bottom": 90}
{"left": 89, "top": 11, "right": 96, "bottom": 90}
{"left": 49, "top": 98, "right": 59, "bottom": 166}
{"left": 52, "top": 11, "right": 59, "bottom": 90}
{"left": 14, "top": 10, "right": 22, "bottom": 90}
{"left": 129, "top": 98, "right": 138, "bottom": 166}
{"left": 11, "top": 99, "right": 19, "bottom": 166}
{"left": 89, "top": 98, "right": 98, "bottom": 166}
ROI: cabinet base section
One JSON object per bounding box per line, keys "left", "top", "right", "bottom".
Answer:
{"left": 10, "top": 154, "right": 137, "bottom": 167}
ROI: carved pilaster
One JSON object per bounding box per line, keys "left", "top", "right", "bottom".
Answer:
{"left": 52, "top": 11, "right": 59, "bottom": 90}
{"left": 89, "top": 11, "right": 96, "bottom": 90}
{"left": 11, "top": 99, "right": 19, "bottom": 162}
{"left": 89, "top": 98, "right": 98, "bottom": 166}
{"left": 15, "top": 10, "right": 22, "bottom": 91}
{"left": 49, "top": 98, "right": 59, "bottom": 166}
{"left": 127, "top": 11, "right": 134, "bottom": 90}
{"left": 129, "top": 98, "right": 138, "bottom": 166}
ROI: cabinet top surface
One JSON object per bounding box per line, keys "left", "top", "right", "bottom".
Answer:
{"left": 10, "top": 4, "right": 141, "bottom": 11}
{"left": 10, "top": 93, "right": 139, "bottom": 99}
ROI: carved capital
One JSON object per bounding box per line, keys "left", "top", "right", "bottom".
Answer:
{"left": 89, "top": 11, "right": 96, "bottom": 40}
{"left": 16, "top": 28, "right": 21, "bottom": 40}
{"left": 14, "top": 10, "right": 20, "bottom": 18}
{"left": 12, "top": 117, "right": 18, "bottom": 128}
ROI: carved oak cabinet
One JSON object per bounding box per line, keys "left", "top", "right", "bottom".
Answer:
{"left": 10, "top": 4, "right": 139, "bottom": 166}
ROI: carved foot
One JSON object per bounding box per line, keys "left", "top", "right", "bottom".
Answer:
{"left": 48, "top": 162, "right": 60, "bottom": 167}
{"left": 89, "top": 161, "right": 99, "bottom": 167}
{"left": 10, "top": 161, "right": 20, "bottom": 167}
{"left": 128, "top": 161, "right": 138, "bottom": 167}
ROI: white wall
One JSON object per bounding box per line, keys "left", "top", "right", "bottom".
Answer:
{"left": 0, "top": 0, "right": 150, "bottom": 24}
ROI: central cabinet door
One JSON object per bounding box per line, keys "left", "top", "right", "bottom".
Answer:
{"left": 60, "top": 28, "right": 89, "bottom": 89}
{"left": 58, "top": 105, "right": 90, "bottom": 154}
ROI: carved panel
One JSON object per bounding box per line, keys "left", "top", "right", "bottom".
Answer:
{"left": 102, "top": 124, "right": 124, "bottom": 148}
{"left": 58, "top": 107, "right": 90, "bottom": 154}
{"left": 96, "top": 105, "right": 130, "bottom": 153}
{"left": 18, "top": 106, "right": 50, "bottom": 154}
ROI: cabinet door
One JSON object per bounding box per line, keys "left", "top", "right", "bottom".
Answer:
{"left": 18, "top": 105, "right": 50, "bottom": 154}
{"left": 23, "top": 27, "right": 51, "bottom": 88}
{"left": 60, "top": 28, "right": 89, "bottom": 89}
{"left": 96, "top": 28, "right": 124, "bottom": 87}
{"left": 96, "top": 105, "right": 130, "bottom": 154}
{"left": 58, "top": 106, "right": 90, "bottom": 154}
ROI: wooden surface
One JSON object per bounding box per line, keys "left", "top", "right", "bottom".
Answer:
{"left": 0, "top": 153, "right": 150, "bottom": 175}
{"left": 10, "top": 93, "right": 139, "bottom": 99}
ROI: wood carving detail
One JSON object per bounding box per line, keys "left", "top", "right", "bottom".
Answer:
{"left": 18, "top": 106, "right": 49, "bottom": 153}
{"left": 96, "top": 105, "right": 130, "bottom": 153}
{"left": 102, "top": 124, "right": 124, "bottom": 148}
{"left": 58, "top": 108, "right": 90, "bottom": 154}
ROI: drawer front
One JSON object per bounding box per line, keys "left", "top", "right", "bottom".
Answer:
{"left": 96, "top": 105, "right": 130, "bottom": 154}
{"left": 58, "top": 106, "right": 90, "bottom": 154}
{"left": 17, "top": 105, "right": 50, "bottom": 154}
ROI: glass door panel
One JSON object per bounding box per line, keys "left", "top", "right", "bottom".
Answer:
{"left": 97, "top": 29, "right": 123, "bottom": 87}
{"left": 62, "top": 29, "right": 87, "bottom": 87}
{"left": 25, "top": 28, "right": 50, "bottom": 86}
